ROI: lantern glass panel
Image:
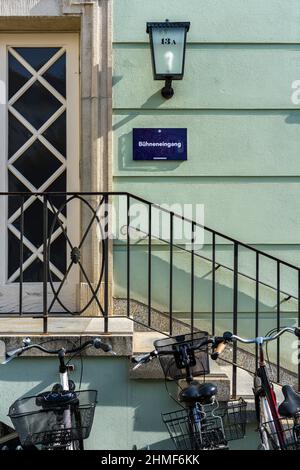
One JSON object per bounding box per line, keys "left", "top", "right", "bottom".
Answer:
{"left": 152, "top": 27, "right": 186, "bottom": 77}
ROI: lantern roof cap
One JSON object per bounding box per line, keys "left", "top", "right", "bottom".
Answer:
{"left": 146, "top": 21, "right": 190, "bottom": 34}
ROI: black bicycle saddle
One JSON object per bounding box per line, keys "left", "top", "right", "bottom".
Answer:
{"left": 278, "top": 385, "right": 300, "bottom": 418}
{"left": 179, "top": 382, "right": 217, "bottom": 405}
{"left": 35, "top": 390, "right": 78, "bottom": 408}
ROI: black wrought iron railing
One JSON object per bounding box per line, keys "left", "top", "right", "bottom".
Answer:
{"left": 1, "top": 191, "right": 300, "bottom": 395}
{"left": 124, "top": 192, "right": 300, "bottom": 393}
{"left": 3, "top": 192, "right": 112, "bottom": 333}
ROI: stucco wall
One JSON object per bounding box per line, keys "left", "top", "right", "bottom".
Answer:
{"left": 112, "top": 1, "right": 300, "bottom": 328}
{"left": 0, "top": 356, "right": 260, "bottom": 449}
{"left": 0, "top": 356, "right": 176, "bottom": 450}
{"left": 0, "top": 0, "right": 61, "bottom": 16}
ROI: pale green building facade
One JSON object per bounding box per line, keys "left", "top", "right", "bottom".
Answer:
{"left": 0, "top": 0, "right": 298, "bottom": 450}
{"left": 113, "top": 0, "right": 300, "bottom": 351}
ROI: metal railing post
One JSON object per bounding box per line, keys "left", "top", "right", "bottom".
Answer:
{"left": 169, "top": 213, "right": 174, "bottom": 336}
{"left": 127, "top": 195, "right": 130, "bottom": 318}
{"left": 43, "top": 195, "right": 48, "bottom": 334}
{"left": 148, "top": 203, "right": 152, "bottom": 327}
{"left": 298, "top": 270, "right": 300, "bottom": 391}
{"left": 104, "top": 194, "right": 109, "bottom": 333}
{"left": 212, "top": 233, "right": 216, "bottom": 336}
{"left": 232, "top": 242, "right": 238, "bottom": 398}
{"left": 277, "top": 261, "right": 281, "bottom": 383}
{"left": 19, "top": 196, "right": 24, "bottom": 317}
{"left": 255, "top": 252, "right": 259, "bottom": 366}
{"left": 190, "top": 222, "right": 195, "bottom": 334}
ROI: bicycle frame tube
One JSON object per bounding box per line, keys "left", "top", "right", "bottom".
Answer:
{"left": 260, "top": 398, "right": 273, "bottom": 449}
{"left": 58, "top": 352, "right": 76, "bottom": 450}
{"left": 59, "top": 353, "right": 84, "bottom": 451}
{"left": 188, "top": 404, "right": 202, "bottom": 450}
{"left": 257, "top": 345, "right": 286, "bottom": 449}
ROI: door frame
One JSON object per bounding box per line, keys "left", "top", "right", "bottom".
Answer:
{"left": 0, "top": 33, "right": 80, "bottom": 313}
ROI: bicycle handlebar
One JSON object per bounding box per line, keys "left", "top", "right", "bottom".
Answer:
{"left": 131, "top": 351, "right": 158, "bottom": 370}
{"left": 3, "top": 337, "right": 114, "bottom": 364}
{"left": 211, "top": 341, "right": 227, "bottom": 360}
{"left": 131, "top": 327, "right": 300, "bottom": 368}
{"left": 211, "top": 326, "right": 300, "bottom": 361}
{"left": 131, "top": 336, "right": 214, "bottom": 369}
{"left": 226, "top": 326, "right": 299, "bottom": 344}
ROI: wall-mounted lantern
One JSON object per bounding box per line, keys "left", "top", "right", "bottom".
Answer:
{"left": 146, "top": 19, "right": 190, "bottom": 99}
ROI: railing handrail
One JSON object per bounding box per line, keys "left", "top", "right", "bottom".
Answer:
{"left": 2, "top": 190, "right": 299, "bottom": 272}
{"left": 127, "top": 225, "right": 298, "bottom": 304}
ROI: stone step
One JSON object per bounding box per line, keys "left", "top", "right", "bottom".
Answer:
{"left": 0, "top": 316, "right": 134, "bottom": 336}
{"left": 131, "top": 331, "right": 231, "bottom": 401}
{"left": 133, "top": 331, "right": 166, "bottom": 353}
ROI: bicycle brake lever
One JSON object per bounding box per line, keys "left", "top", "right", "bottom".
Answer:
{"left": 2, "top": 348, "right": 23, "bottom": 364}
{"left": 22, "top": 337, "right": 31, "bottom": 347}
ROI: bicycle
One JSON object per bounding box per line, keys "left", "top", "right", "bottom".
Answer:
{"left": 3, "top": 336, "right": 113, "bottom": 450}
{"left": 212, "top": 326, "right": 300, "bottom": 450}
{"left": 132, "top": 331, "right": 247, "bottom": 450}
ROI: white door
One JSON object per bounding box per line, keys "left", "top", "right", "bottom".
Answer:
{"left": 0, "top": 33, "right": 80, "bottom": 313}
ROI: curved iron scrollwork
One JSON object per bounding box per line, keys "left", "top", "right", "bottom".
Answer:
{"left": 47, "top": 194, "right": 106, "bottom": 315}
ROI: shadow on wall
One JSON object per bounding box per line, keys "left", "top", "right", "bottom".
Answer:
{"left": 114, "top": 245, "right": 290, "bottom": 315}
{"left": 112, "top": 72, "right": 185, "bottom": 172}
{"left": 0, "top": 357, "right": 180, "bottom": 446}
{"left": 112, "top": 86, "right": 164, "bottom": 134}
{"left": 117, "top": 131, "right": 183, "bottom": 173}
{"left": 285, "top": 113, "right": 300, "bottom": 124}
{"left": 130, "top": 380, "right": 179, "bottom": 448}
{"left": 0, "top": 357, "right": 128, "bottom": 401}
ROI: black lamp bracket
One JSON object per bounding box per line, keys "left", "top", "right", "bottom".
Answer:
{"left": 161, "top": 78, "right": 174, "bottom": 99}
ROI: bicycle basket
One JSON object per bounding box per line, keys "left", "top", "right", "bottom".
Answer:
{"left": 8, "top": 390, "right": 97, "bottom": 448}
{"left": 262, "top": 417, "right": 300, "bottom": 450}
{"left": 162, "top": 406, "right": 227, "bottom": 450}
{"left": 214, "top": 398, "right": 247, "bottom": 441}
{"left": 154, "top": 331, "right": 209, "bottom": 380}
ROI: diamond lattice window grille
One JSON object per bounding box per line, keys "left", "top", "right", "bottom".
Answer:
{"left": 7, "top": 47, "right": 68, "bottom": 283}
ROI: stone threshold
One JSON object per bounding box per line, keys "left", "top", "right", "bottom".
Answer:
{"left": 0, "top": 316, "right": 133, "bottom": 335}
{"left": 0, "top": 333, "right": 132, "bottom": 357}
{"left": 0, "top": 317, "right": 134, "bottom": 357}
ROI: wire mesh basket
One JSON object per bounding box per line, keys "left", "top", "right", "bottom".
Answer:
{"left": 262, "top": 417, "right": 300, "bottom": 450}
{"left": 214, "top": 398, "right": 247, "bottom": 441}
{"left": 8, "top": 390, "right": 97, "bottom": 448}
{"left": 154, "top": 331, "right": 209, "bottom": 380}
{"left": 162, "top": 405, "right": 228, "bottom": 450}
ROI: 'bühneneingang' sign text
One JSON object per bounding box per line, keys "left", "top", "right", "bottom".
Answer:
{"left": 133, "top": 128, "right": 187, "bottom": 161}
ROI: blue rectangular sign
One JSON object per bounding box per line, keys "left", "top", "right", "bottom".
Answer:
{"left": 133, "top": 128, "right": 187, "bottom": 161}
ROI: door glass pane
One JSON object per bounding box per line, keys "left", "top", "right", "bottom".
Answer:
{"left": 7, "top": 46, "right": 67, "bottom": 283}
{"left": 14, "top": 47, "right": 60, "bottom": 71}
{"left": 43, "top": 53, "right": 66, "bottom": 97}
{"left": 13, "top": 81, "right": 62, "bottom": 129}
{"left": 12, "top": 198, "right": 61, "bottom": 248}
{"left": 8, "top": 231, "right": 33, "bottom": 279}
{"left": 13, "top": 140, "right": 62, "bottom": 188}
{"left": 42, "top": 111, "right": 66, "bottom": 157}
{"left": 7, "top": 172, "right": 30, "bottom": 218}
{"left": 8, "top": 111, "right": 32, "bottom": 157}
{"left": 8, "top": 54, "right": 32, "bottom": 99}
